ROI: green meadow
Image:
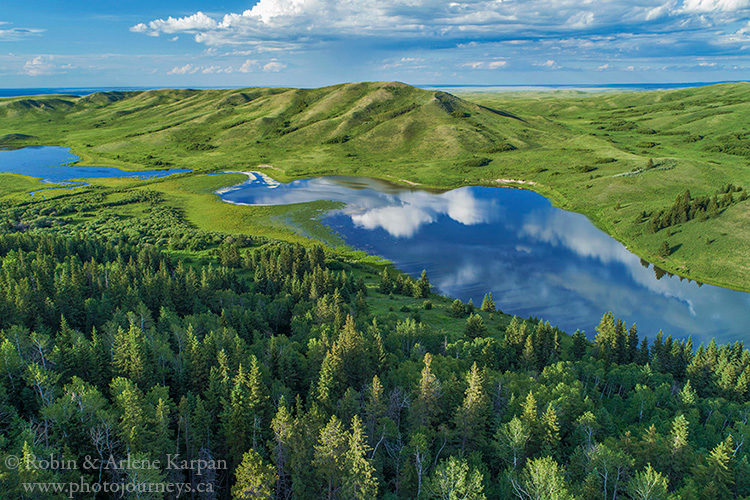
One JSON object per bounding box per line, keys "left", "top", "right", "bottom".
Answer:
{"left": 0, "top": 81, "right": 748, "bottom": 289}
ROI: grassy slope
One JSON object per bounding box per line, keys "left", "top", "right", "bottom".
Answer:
{"left": 0, "top": 81, "right": 748, "bottom": 289}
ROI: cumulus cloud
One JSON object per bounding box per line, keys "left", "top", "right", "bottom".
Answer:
{"left": 129, "top": 0, "right": 750, "bottom": 77}
{"left": 262, "top": 60, "right": 286, "bottom": 72}
{"left": 130, "top": 0, "right": 750, "bottom": 46}
{"left": 22, "top": 55, "right": 59, "bottom": 76}
{"left": 166, "top": 58, "right": 285, "bottom": 75}
{"left": 131, "top": 11, "right": 217, "bottom": 37}
{"left": 238, "top": 59, "right": 258, "bottom": 73}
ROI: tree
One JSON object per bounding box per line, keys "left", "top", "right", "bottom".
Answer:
{"left": 693, "top": 436, "right": 735, "bottom": 499}
{"left": 571, "top": 330, "right": 587, "bottom": 359}
{"left": 364, "top": 375, "right": 386, "bottom": 442}
{"left": 576, "top": 411, "right": 597, "bottom": 449}
{"left": 658, "top": 241, "right": 671, "bottom": 258}
{"left": 496, "top": 417, "right": 530, "bottom": 470}
{"left": 455, "top": 362, "right": 490, "bottom": 452}
{"left": 678, "top": 380, "right": 696, "bottom": 407}
{"left": 465, "top": 313, "right": 487, "bottom": 339}
{"left": 540, "top": 403, "right": 561, "bottom": 456}
{"left": 314, "top": 415, "right": 349, "bottom": 499}
{"left": 379, "top": 268, "right": 393, "bottom": 294}
{"left": 426, "top": 456, "right": 485, "bottom": 500}
{"left": 271, "top": 398, "right": 294, "bottom": 500}
{"left": 628, "top": 464, "right": 668, "bottom": 500}
{"left": 414, "top": 270, "right": 431, "bottom": 298}
{"left": 342, "top": 416, "right": 378, "bottom": 499}
{"left": 413, "top": 352, "right": 442, "bottom": 429}
{"left": 671, "top": 414, "right": 689, "bottom": 454}
{"left": 511, "top": 456, "right": 574, "bottom": 500}
{"left": 112, "top": 323, "right": 147, "bottom": 386}
{"left": 587, "top": 443, "right": 634, "bottom": 500}
{"left": 451, "top": 299, "right": 466, "bottom": 318}
{"left": 520, "top": 391, "right": 538, "bottom": 430}
{"left": 232, "top": 449, "right": 277, "bottom": 500}
{"left": 480, "top": 293, "right": 496, "bottom": 313}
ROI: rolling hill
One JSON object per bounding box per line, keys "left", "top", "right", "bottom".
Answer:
{"left": 0, "top": 81, "right": 748, "bottom": 291}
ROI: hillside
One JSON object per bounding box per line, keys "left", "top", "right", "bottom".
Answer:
{"left": 0, "top": 82, "right": 529, "bottom": 177}
{"left": 0, "top": 82, "right": 748, "bottom": 290}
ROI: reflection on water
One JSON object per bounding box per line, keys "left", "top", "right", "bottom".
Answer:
{"left": 219, "top": 172, "right": 750, "bottom": 344}
{"left": 0, "top": 147, "right": 190, "bottom": 194}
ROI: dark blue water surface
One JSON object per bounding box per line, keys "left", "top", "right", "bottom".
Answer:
{"left": 219, "top": 172, "right": 750, "bottom": 344}
{"left": 0, "top": 147, "right": 190, "bottom": 193}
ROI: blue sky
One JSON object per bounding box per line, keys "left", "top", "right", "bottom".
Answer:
{"left": 1, "top": 0, "right": 748, "bottom": 87}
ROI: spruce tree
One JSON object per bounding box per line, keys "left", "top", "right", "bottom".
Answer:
{"left": 232, "top": 448, "right": 277, "bottom": 500}
{"left": 481, "top": 292, "right": 496, "bottom": 313}
{"left": 342, "top": 416, "right": 378, "bottom": 499}
{"left": 314, "top": 415, "right": 349, "bottom": 499}
{"left": 455, "top": 362, "right": 490, "bottom": 453}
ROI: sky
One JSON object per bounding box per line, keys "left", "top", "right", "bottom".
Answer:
{"left": 1, "top": 0, "right": 749, "bottom": 88}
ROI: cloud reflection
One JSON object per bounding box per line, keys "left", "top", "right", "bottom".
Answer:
{"left": 220, "top": 172, "right": 496, "bottom": 237}
{"left": 217, "top": 171, "right": 750, "bottom": 343}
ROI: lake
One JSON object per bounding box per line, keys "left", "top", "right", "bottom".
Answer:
{"left": 0, "top": 146, "right": 190, "bottom": 194}
{"left": 218, "top": 171, "right": 750, "bottom": 344}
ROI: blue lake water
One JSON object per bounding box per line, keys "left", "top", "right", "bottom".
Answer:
{"left": 219, "top": 172, "right": 750, "bottom": 344}
{"left": 0, "top": 147, "right": 190, "bottom": 193}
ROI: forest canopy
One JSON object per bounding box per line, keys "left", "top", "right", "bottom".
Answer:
{"left": 1, "top": 223, "right": 749, "bottom": 499}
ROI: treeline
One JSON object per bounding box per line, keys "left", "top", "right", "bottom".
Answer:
{"left": 644, "top": 184, "right": 748, "bottom": 233}
{"left": 2, "top": 233, "right": 750, "bottom": 499}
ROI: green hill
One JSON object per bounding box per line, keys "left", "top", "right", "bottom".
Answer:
{"left": 0, "top": 81, "right": 748, "bottom": 290}
{"left": 0, "top": 82, "right": 528, "bottom": 176}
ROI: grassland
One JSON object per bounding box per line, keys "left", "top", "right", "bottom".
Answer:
{"left": 0, "top": 81, "right": 748, "bottom": 289}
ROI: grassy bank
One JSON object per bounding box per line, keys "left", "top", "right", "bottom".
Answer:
{"left": 1, "top": 81, "right": 748, "bottom": 289}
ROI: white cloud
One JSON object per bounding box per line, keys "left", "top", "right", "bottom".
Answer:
{"left": 381, "top": 56, "right": 426, "bottom": 69}
{"left": 238, "top": 59, "right": 258, "bottom": 73}
{"left": 131, "top": 0, "right": 748, "bottom": 46}
{"left": 681, "top": 0, "right": 750, "bottom": 12}
{"left": 567, "top": 11, "right": 595, "bottom": 28}
{"left": 127, "top": 0, "right": 750, "bottom": 76}
{"left": 133, "top": 11, "right": 217, "bottom": 37}
{"left": 168, "top": 64, "right": 199, "bottom": 75}
{"left": 0, "top": 25, "right": 45, "bottom": 42}
{"left": 535, "top": 59, "right": 560, "bottom": 68}
{"left": 166, "top": 58, "right": 283, "bottom": 75}
{"left": 263, "top": 60, "right": 286, "bottom": 72}
{"left": 22, "top": 55, "right": 58, "bottom": 76}
{"left": 462, "top": 59, "right": 507, "bottom": 69}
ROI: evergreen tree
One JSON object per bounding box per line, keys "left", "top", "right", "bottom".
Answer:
{"left": 571, "top": 330, "right": 587, "bottom": 359}
{"left": 232, "top": 448, "right": 277, "bottom": 500}
{"left": 481, "top": 292, "right": 496, "bottom": 313}
{"left": 465, "top": 313, "right": 487, "bottom": 338}
{"left": 413, "top": 353, "right": 441, "bottom": 429}
{"left": 342, "top": 416, "right": 378, "bottom": 499}
{"left": 314, "top": 415, "right": 349, "bottom": 500}
{"left": 541, "top": 403, "right": 561, "bottom": 456}
{"left": 455, "top": 362, "right": 490, "bottom": 452}
{"left": 693, "top": 436, "right": 735, "bottom": 499}
{"left": 414, "top": 270, "right": 431, "bottom": 298}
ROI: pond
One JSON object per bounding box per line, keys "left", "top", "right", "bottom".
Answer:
{"left": 0, "top": 146, "right": 190, "bottom": 194}
{"left": 219, "top": 171, "right": 750, "bottom": 345}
